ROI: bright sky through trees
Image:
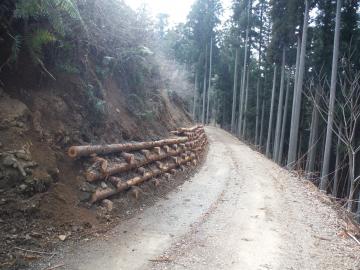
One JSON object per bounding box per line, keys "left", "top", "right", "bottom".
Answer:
{"left": 124, "top": 0, "right": 232, "bottom": 25}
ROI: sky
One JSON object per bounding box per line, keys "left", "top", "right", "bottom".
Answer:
{"left": 123, "top": 0, "right": 232, "bottom": 25}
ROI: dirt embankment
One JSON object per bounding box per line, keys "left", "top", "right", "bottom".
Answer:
{"left": 0, "top": 58, "right": 192, "bottom": 269}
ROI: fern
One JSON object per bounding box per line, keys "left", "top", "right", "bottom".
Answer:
{"left": 53, "top": 0, "right": 81, "bottom": 20}
{"left": 14, "top": 0, "right": 43, "bottom": 20}
{"left": 26, "top": 29, "right": 56, "bottom": 61}
{"left": 11, "top": 0, "right": 82, "bottom": 73}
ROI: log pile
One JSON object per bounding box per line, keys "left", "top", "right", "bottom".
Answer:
{"left": 68, "top": 125, "right": 208, "bottom": 204}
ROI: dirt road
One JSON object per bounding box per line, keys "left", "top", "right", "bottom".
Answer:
{"left": 36, "top": 127, "right": 360, "bottom": 270}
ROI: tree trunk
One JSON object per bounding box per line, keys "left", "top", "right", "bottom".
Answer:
{"left": 255, "top": 0, "right": 264, "bottom": 145}
{"left": 347, "top": 150, "right": 355, "bottom": 211}
{"left": 278, "top": 74, "right": 290, "bottom": 164}
{"left": 289, "top": 38, "right": 301, "bottom": 139}
{"left": 287, "top": 0, "right": 309, "bottom": 169}
{"left": 305, "top": 87, "right": 320, "bottom": 174}
{"left": 320, "top": 0, "right": 342, "bottom": 191}
{"left": 192, "top": 71, "right": 198, "bottom": 121}
{"left": 260, "top": 100, "right": 265, "bottom": 148}
{"left": 231, "top": 48, "right": 239, "bottom": 133}
{"left": 201, "top": 44, "right": 208, "bottom": 124}
{"left": 237, "top": 69, "right": 244, "bottom": 136}
{"left": 273, "top": 48, "right": 286, "bottom": 162}
{"left": 255, "top": 79, "right": 260, "bottom": 145}
{"left": 242, "top": 69, "right": 250, "bottom": 139}
{"left": 266, "top": 65, "right": 277, "bottom": 158}
{"left": 332, "top": 126, "right": 342, "bottom": 198}
{"left": 238, "top": 0, "right": 251, "bottom": 137}
{"left": 206, "top": 37, "right": 213, "bottom": 124}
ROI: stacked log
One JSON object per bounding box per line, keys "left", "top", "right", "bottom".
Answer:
{"left": 68, "top": 125, "right": 208, "bottom": 204}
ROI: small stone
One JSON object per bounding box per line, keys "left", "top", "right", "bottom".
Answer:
{"left": 2, "top": 155, "right": 16, "bottom": 167}
{"left": 19, "top": 184, "right": 28, "bottom": 192}
{"left": 30, "top": 232, "right": 42, "bottom": 238}
{"left": 79, "top": 182, "right": 96, "bottom": 193}
{"left": 79, "top": 191, "right": 91, "bottom": 202}
{"left": 101, "top": 199, "right": 113, "bottom": 212}
{"left": 16, "top": 121, "right": 25, "bottom": 128}
{"left": 58, "top": 235, "right": 67, "bottom": 241}
{"left": 101, "top": 182, "right": 108, "bottom": 189}
{"left": 48, "top": 167, "right": 60, "bottom": 181}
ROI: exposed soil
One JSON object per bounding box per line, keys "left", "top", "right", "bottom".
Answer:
{"left": 0, "top": 64, "right": 192, "bottom": 269}
{"left": 29, "top": 127, "right": 360, "bottom": 270}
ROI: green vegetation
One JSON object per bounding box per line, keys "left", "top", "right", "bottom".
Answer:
{"left": 164, "top": 0, "right": 360, "bottom": 219}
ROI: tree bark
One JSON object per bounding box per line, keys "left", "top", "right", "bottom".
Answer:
{"left": 273, "top": 48, "right": 286, "bottom": 162}
{"left": 231, "top": 48, "right": 239, "bottom": 133}
{"left": 201, "top": 44, "right": 208, "bottom": 124}
{"left": 347, "top": 149, "right": 355, "bottom": 211}
{"left": 266, "top": 65, "right": 277, "bottom": 158}
{"left": 289, "top": 38, "right": 301, "bottom": 139}
{"left": 192, "top": 71, "right": 198, "bottom": 120}
{"left": 242, "top": 69, "right": 250, "bottom": 138}
{"left": 255, "top": 0, "right": 264, "bottom": 145}
{"left": 260, "top": 100, "right": 265, "bottom": 148}
{"left": 255, "top": 79, "right": 260, "bottom": 145}
{"left": 238, "top": 0, "right": 251, "bottom": 137}
{"left": 287, "top": 0, "right": 309, "bottom": 169}
{"left": 305, "top": 86, "right": 320, "bottom": 174}
{"left": 332, "top": 126, "right": 342, "bottom": 198}
{"left": 278, "top": 74, "right": 290, "bottom": 164}
{"left": 206, "top": 37, "right": 213, "bottom": 124}
{"left": 320, "top": 0, "right": 342, "bottom": 191}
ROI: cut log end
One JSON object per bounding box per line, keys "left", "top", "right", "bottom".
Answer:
{"left": 68, "top": 147, "right": 78, "bottom": 158}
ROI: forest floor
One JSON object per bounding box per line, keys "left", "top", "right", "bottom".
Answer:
{"left": 32, "top": 127, "right": 360, "bottom": 270}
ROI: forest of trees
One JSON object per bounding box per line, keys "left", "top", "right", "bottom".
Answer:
{"left": 1, "top": 0, "right": 360, "bottom": 219}
{"left": 160, "top": 0, "right": 360, "bottom": 219}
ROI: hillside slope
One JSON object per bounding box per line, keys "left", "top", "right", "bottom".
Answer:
{"left": 0, "top": 1, "right": 193, "bottom": 268}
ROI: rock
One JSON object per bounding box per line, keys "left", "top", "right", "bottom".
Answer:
{"left": 0, "top": 93, "right": 30, "bottom": 130}
{"left": 58, "top": 235, "right": 67, "bottom": 241}
{"left": 48, "top": 167, "right": 60, "bottom": 181}
{"left": 79, "top": 182, "right": 96, "bottom": 193}
{"left": 79, "top": 191, "right": 91, "bottom": 202}
{"left": 100, "top": 182, "right": 108, "bottom": 189}
{"left": 18, "top": 184, "right": 28, "bottom": 193}
{"left": 15, "top": 121, "right": 24, "bottom": 128}
{"left": 32, "top": 110, "right": 43, "bottom": 137}
{"left": 27, "top": 172, "right": 53, "bottom": 193}
{"left": 0, "top": 198, "right": 7, "bottom": 205}
{"left": 30, "top": 232, "right": 43, "bottom": 238}
{"left": 71, "top": 225, "right": 82, "bottom": 232}
{"left": 101, "top": 199, "right": 113, "bottom": 212}
{"left": 0, "top": 167, "right": 23, "bottom": 188}
{"left": 2, "top": 155, "right": 16, "bottom": 167}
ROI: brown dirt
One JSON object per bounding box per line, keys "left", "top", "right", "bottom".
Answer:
{"left": 0, "top": 58, "right": 193, "bottom": 269}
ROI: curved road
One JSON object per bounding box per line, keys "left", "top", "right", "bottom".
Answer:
{"left": 39, "top": 127, "right": 359, "bottom": 270}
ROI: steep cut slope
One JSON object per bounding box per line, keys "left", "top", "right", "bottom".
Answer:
{"left": 0, "top": 1, "right": 193, "bottom": 268}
